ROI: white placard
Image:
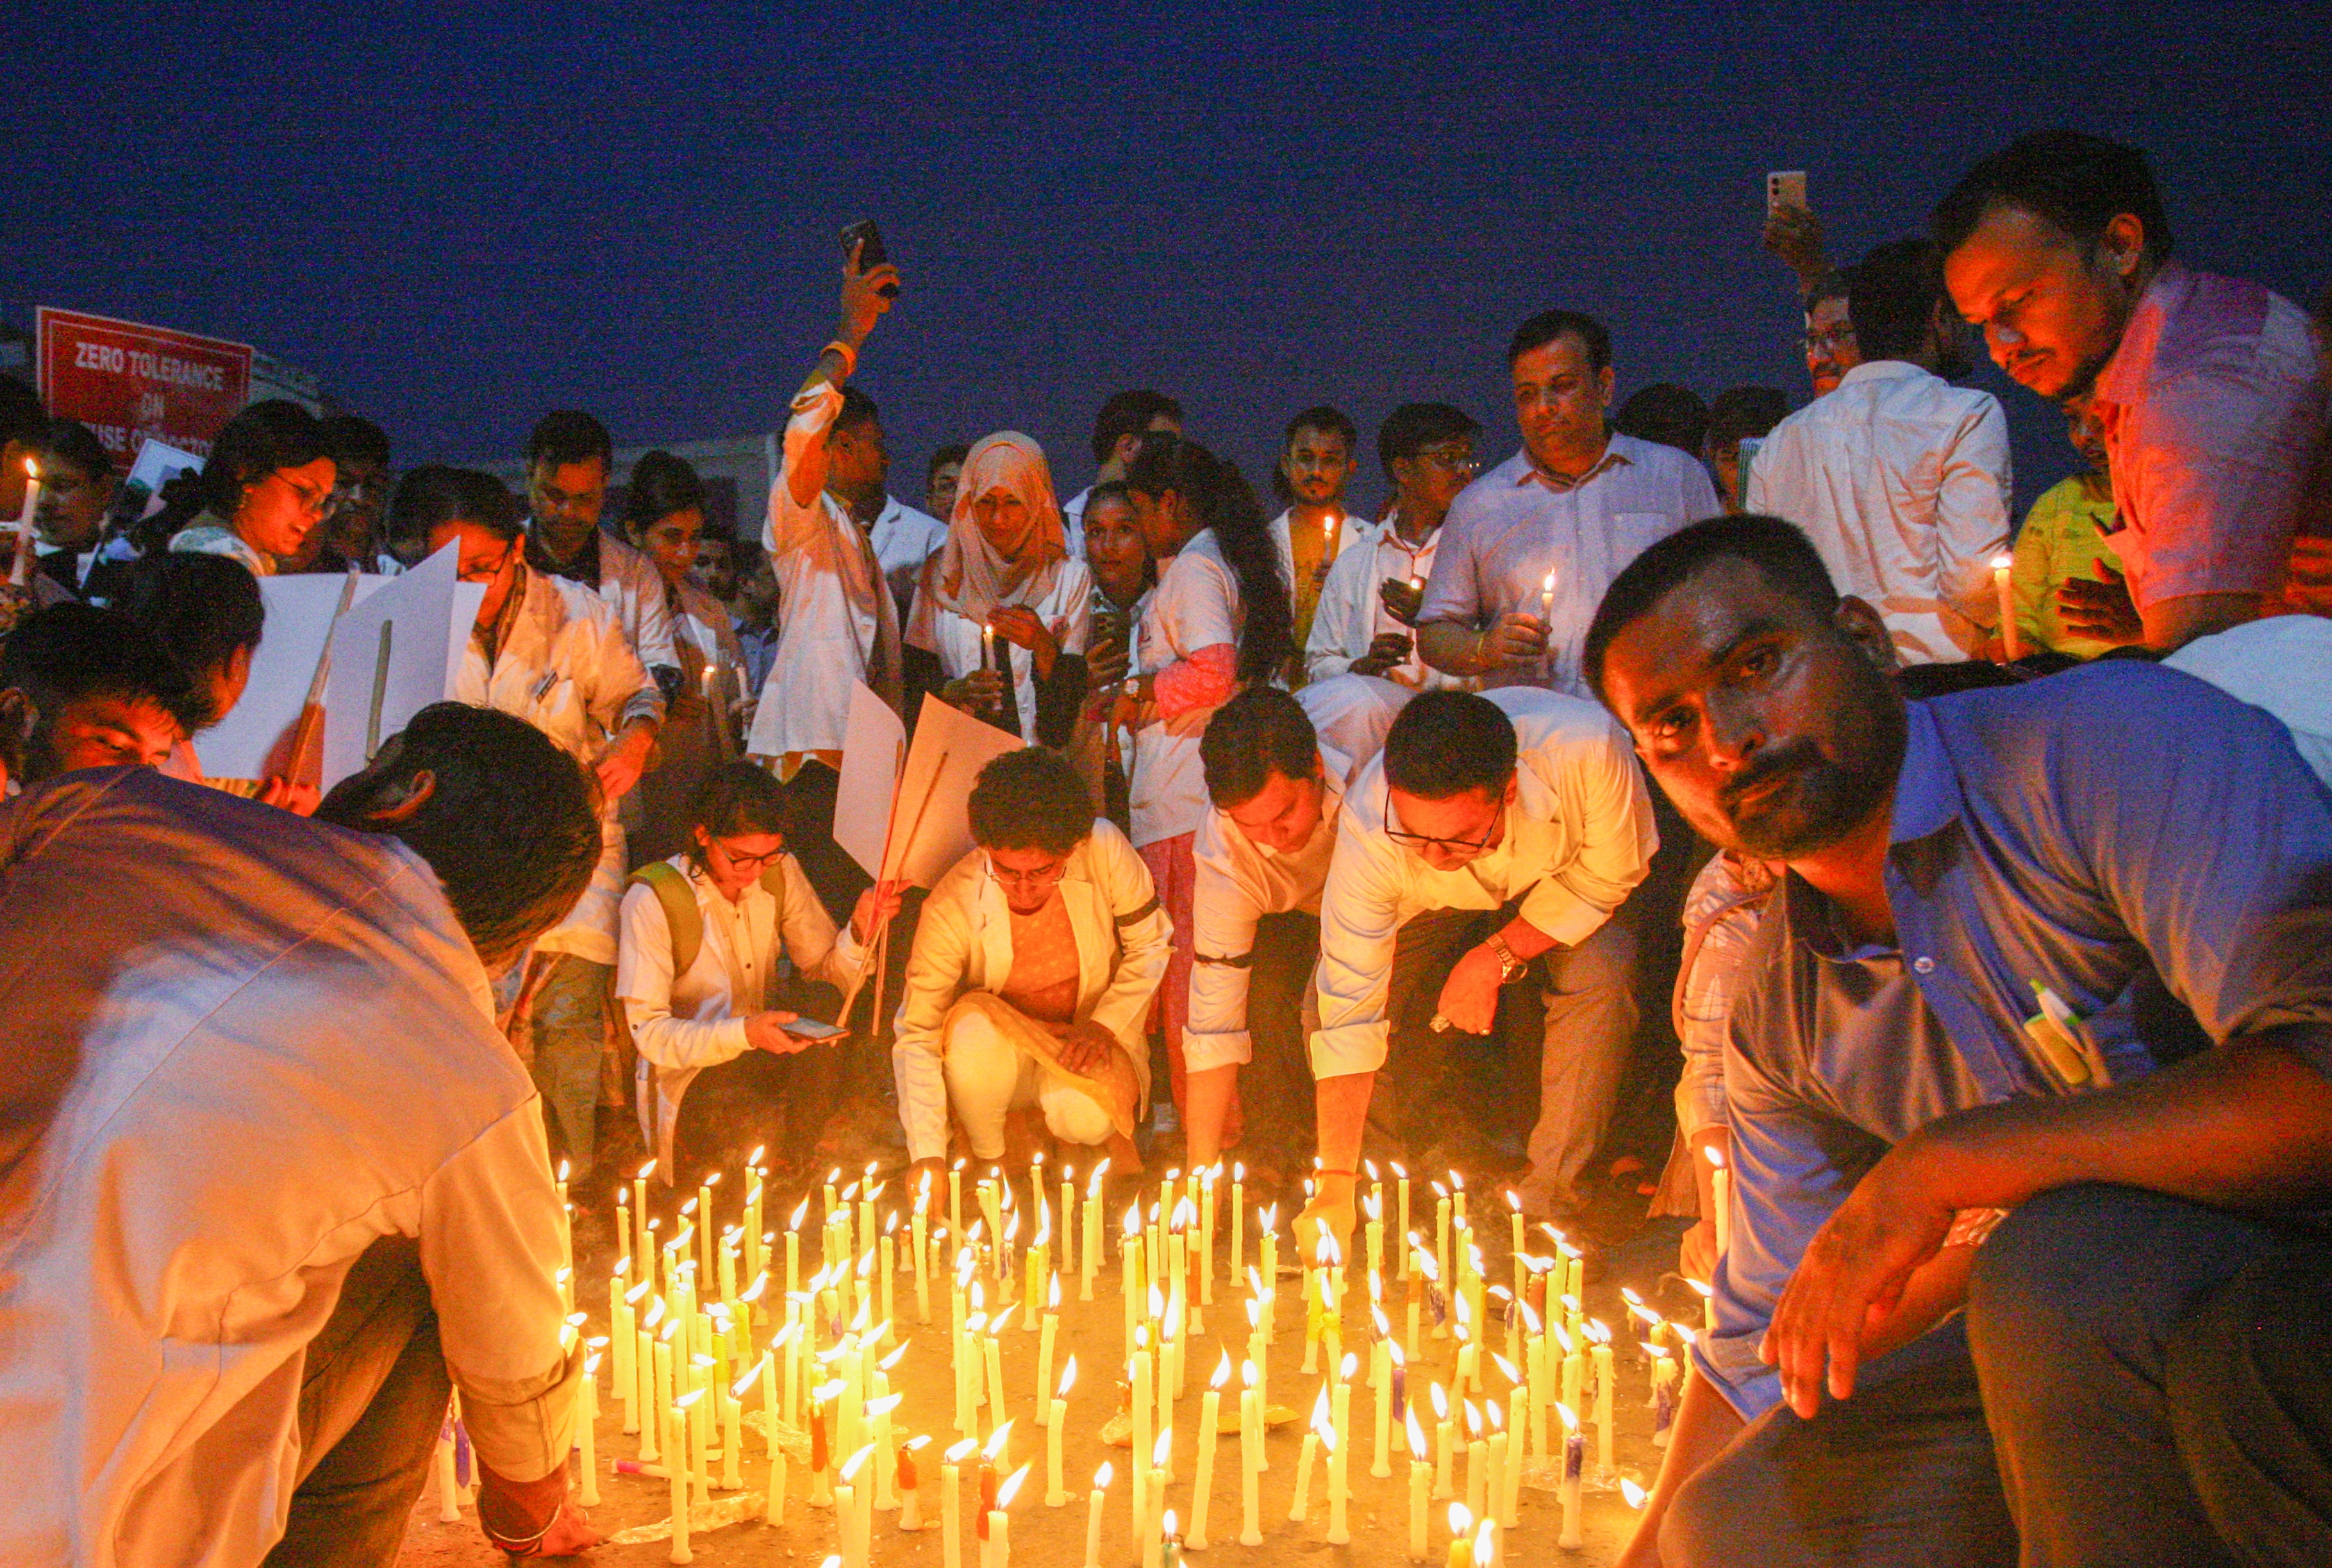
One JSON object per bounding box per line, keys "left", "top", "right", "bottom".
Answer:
{"left": 834, "top": 681, "right": 908, "bottom": 880}
{"left": 322, "top": 542, "right": 462, "bottom": 790}
{"left": 192, "top": 572, "right": 387, "bottom": 781}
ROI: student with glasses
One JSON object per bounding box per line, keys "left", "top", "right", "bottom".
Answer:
{"left": 892, "top": 747, "right": 1170, "bottom": 1178}
{"left": 1306, "top": 403, "right": 1483, "bottom": 691}
{"left": 617, "top": 762, "right": 898, "bottom": 1188}
{"left": 1298, "top": 687, "right": 1657, "bottom": 1256}
{"left": 167, "top": 399, "right": 337, "bottom": 578}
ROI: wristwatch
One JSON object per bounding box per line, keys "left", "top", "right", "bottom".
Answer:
{"left": 1485, "top": 933, "right": 1528, "bottom": 983}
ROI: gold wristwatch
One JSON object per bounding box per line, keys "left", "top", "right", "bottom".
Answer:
{"left": 1486, "top": 933, "right": 1528, "bottom": 983}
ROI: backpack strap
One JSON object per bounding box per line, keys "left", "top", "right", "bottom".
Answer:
{"left": 629, "top": 860, "right": 704, "bottom": 978}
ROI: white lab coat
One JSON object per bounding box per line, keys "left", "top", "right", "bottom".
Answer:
{"left": 528, "top": 527, "right": 684, "bottom": 676}
{"left": 1304, "top": 519, "right": 1471, "bottom": 690}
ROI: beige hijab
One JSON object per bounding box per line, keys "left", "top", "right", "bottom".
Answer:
{"left": 928, "top": 431, "right": 1069, "bottom": 624}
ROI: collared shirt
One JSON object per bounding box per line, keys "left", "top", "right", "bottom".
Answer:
{"left": 910, "top": 558, "right": 1096, "bottom": 747}
{"left": 615, "top": 853, "right": 865, "bottom": 1165}
{"left": 2091, "top": 262, "right": 2330, "bottom": 608}
{"left": 892, "top": 819, "right": 1171, "bottom": 1162}
{"left": 1312, "top": 686, "right": 1657, "bottom": 1078}
{"left": 0, "top": 769, "right": 579, "bottom": 1568}
{"left": 1419, "top": 435, "right": 1720, "bottom": 697}
{"left": 525, "top": 524, "right": 683, "bottom": 678}
{"left": 1745, "top": 361, "right": 2013, "bottom": 665}
{"left": 2010, "top": 473, "right": 2124, "bottom": 658}
{"left": 1703, "top": 663, "right": 2332, "bottom": 1422}
{"left": 2166, "top": 614, "right": 2332, "bottom": 787}
{"left": 868, "top": 495, "right": 949, "bottom": 578}
{"left": 1270, "top": 507, "right": 1382, "bottom": 649}
{"left": 1304, "top": 517, "right": 1470, "bottom": 690}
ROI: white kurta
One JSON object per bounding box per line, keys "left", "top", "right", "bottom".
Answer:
{"left": 915, "top": 558, "right": 1097, "bottom": 746}
{"left": 615, "top": 853, "right": 865, "bottom": 1166}
{"left": 0, "top": 769, "right": 579, "bottom": 1568}
{"left": 1311, "top": 687, "right": 1658, "bottom": 1078}
{"left": 890, "top": 820, "right": 1172, "bottom": 1163}
{"left": 1130, "top": 530, "right": 1243, "bottom": 847}
{"left": 456, "top": 565, "right": 664, "bottom": 965}
{"left": 1185, "top": 767, "right": 1347, "bottom": 1072}
{"left": 747, "top": 384, "right": 903, "bottom": 759}
{"left": 1304, "top": 520, "right": 1471, "bottom": 690}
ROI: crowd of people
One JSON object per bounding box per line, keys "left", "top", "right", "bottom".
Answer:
{"left": 1, "top": 126, "right": 2329, "bottom": 1565}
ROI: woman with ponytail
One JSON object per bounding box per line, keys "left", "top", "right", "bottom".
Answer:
{"left": 1115, "top": 433, "right": 1294, "bottom": 1138}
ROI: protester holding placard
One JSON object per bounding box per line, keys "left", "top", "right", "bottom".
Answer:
{"left": 166, "top": 399, "right": 336, "bottom": 578}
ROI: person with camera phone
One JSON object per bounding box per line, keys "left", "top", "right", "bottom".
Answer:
{"left": 617, "top": 762, "right": 901, "bottom": 1187}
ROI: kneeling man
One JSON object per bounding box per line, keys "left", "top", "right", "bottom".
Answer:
{"left": 895, "top": 746, "right": 1171, "bottom": 1173}
{"left": 1589, "top": 517, "right": 2332, "bottom": 1568}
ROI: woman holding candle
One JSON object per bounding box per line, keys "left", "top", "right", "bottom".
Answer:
{"left": 167, "top": 399, "right": 337, "bottom": 578}
{"left": 906, "top": 431, "right": 1094, "bottom": 747}
{"left": 619, "top": 762, "right": 901, "bottom": 1186}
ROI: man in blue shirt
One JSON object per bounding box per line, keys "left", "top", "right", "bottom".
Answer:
{"left": 1585, "top": 515, "right": 2332, "bottom": 1567}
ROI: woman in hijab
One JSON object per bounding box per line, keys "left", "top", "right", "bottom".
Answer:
{"left": 906, "top": 431, "right": 1094, "bottom": 747}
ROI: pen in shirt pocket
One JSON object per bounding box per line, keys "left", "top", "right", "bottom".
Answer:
{"left": 2023, "top": 981, "right": 2112, "bottom": 1088}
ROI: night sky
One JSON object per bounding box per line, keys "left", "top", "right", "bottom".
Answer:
{"left": 7, "top": 1, "right": 2329, "bottom": 514}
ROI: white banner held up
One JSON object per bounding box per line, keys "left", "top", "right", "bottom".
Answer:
{"left": 193, "top": 572, "right": 385, "bottom": 783}
{"left": 833, "top": 685, "right": 1023, "bottom": 890}
{"left": 834, "top": 681, "right": 908, "bottom": 881}
{"left": 322, "top": 542, "right": 462, "bottom": 790}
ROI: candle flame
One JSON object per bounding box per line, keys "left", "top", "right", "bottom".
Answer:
{"left": 1556, "top": 1401, "right": 1579, "bottom": 1432}
{"left": 1162, "top": 1507, "right": 1179, "bottom": 1537}
{"left": 906, "top": 1434, "right": 933, "bottom": 1452}
{"left": 1153, "top": 1426, "right": 1174, "bottom": 1466}
{"left": 867, "top": 1393, "right": 903, "bottom": 1417}
{"left": 840, "top": 1442, "right": 876, "bottom": 1484}
{"left": 638, "top": 1159, "right": 658, "bottom": 1180}
{"left": 1094, "top": 1460, "right": 1114, "bottom": 1488}
{"left": 879, "top": 1342, "right": 908, "bottom": 1372}
{"left": 946, "top": 1438, "right": 978, "bottom": 1464}
{"left": 1686, "top": 1277, "right": 1713, "bottom": 1300}
{"left": 1701, "top": 1144, "right": 1727, "bottom": 1171}
{"left": 1242, "top": 1358, "right": 1258, "bottom": 1389}
{"left": 994, "top": 1463, "right": 1031, "bottom": 1511}
{"left": 1058, "top": 1355, "right": 1078, "bottom": 1399}
{"left": 1429, "top": 1381, "right": 1448, "bottom": 1419}
{"left": 789, "top": 1197, "right": 810, "bottom": 1227}
{"left": 1340, "top": 1350, "right": 1358, "bottom": 1381}
{"left": 1309, "top": 1383, "right": 1331, "bottom": 1430}
{"left": 1449, "top": 1502, "right": 1472, "bottom": 1535}
{"left": 983, "top": 1419, "right": 1016, "bottom": 1461}
{"left": 733, "top": 1354, "right": 770, "bottom": 1399}
{"left": 1990, "top": 551, "right": 2013, "bottom": 571}
{"left": 1210, "top": 1350, "right": 1231, "bottom": 1389}
{"left": 1621, "top": 1476, "right": 1649, "bottom": 1508}
{"left": 1464, "top": 1401, "right": 1481, "bottom": 1438}
{"left": 1492, "top": 1353, "right": 1519, "bottom": 1383}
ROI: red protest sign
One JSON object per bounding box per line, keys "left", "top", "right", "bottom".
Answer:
{"left": 35, "top": 307, "right": 254, "bottom": 469}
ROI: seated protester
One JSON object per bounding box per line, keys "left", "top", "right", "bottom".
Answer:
{"left": 0, "top": 703, "right": 603, "bottom": 1565}
{"left": 0, "top": 602, "right": 197, "bottom": 795}
{"left": 1070, "top": 481, "right": 1156, "bottom": 828}
{"left": 1267, "top": 405, "right": 1379, "bottom": 649}
{"left": 2010, "top": 395, "right": 2130, "bottom": 656}
{"left": 1585, "top": 517, "right": 2332, "bottom": 1568}
{"left": 168, "top": 399, "right": 336, "bottom": 578}
{"left": 618, "top": 762, "right": 898, "bottom": 1187}
{"left": 622, "top": 449, "right": 751, "bottom": 865}
{"left": 1937, "top": 129, "right": 2329, "bottom": 651}
{"left": 28, "top": 418, "right": 119, "bottom": 597}
{"left": 906, "top": 431, "right": 1093, "bottom": 748}
{"left": 408, "top": 464, "right": 665, "bottom": 1179}
{"left": 1612, "top": 382, "right": 1712, "bottom": 458}
{"left": 1703, "top": 386, "right": 1789, "bottom": 514}
{"left": 118, "top": 552, "right": 284, "bottom": 794}
{"left": 1299, "top": 687, "right": 1657, "bottom": 1253}
{"left": 1119, "top": 435, "right": 1295, "bottom": 1137}
{"left": 1306, "top": 403, "right": 1482, "bottom": 691}
{"left": 746, "top": 244, "right": 906, "bottom": 921}
{"left": 893, "top": 747, "right": 1170, "bottom": 1174}
{"left": 1185, "top": 683, "right": 1411, "bottom": 1179}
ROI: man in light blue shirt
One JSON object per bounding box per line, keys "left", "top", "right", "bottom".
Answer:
{"left": 1415, "top": 308, "right": 1720, "bottom": 699}
{"left": 1587, "top": 516, "right": 2332, "bottom": 1568}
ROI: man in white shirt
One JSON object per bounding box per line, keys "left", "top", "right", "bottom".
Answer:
{"left": 522, "top": 408, "right": 684, "bottom": 694}
{"left": 1301, "top": 688, "right": 1658, "bottom": 1250}
{"left": 1747, "top": 238, "right": 2013, "bottom": 664}
{"left": 1307, "top": 403, "right": 1482, "bottom": 690}
{"left": 1269, "top": 405, "right": 1380, "bottom": 649}
{"left": 822, "top": 386, "right": 949, "bottom": 613}
{"left": 1184, "top": 684, "right": 1406, "bottom": 1174}
{"left": 0, "top": 703, "right": 603, "bottom": 1567}
{"left": 426, "top": 467, "right": 666, "bottom": 1179}
{"left": 894, "top": 747, "right": 1170, "bottom": 1172}
{"left": 1416, "top": 309, "right": 1722, "bottom": 698}
{"left": 1060, "top": 388, "right": 1183, "bottom": 546}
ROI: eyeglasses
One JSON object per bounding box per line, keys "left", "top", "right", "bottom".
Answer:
{"left": 1802, "top": 324, "right": 1859, "bottom": 353}
{"left": 1416, "top": 446, "right": 1480, "bottom": 474}
{"left": 1381, "top": 796, "right": 1500, "bottom": 856}
{"left": 711, "top": 842, "right": 787, "bottom": 872}
{"left": 988, "top": 856, "right": 1069, "bottom": 892}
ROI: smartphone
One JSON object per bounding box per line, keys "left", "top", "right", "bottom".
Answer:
{"left": 781, "top": 1016, "right": 847, "bottom": 1040}
{"left": 840, "top": 219, "right": 901, "bottom": 297}
{"left": 1766, "top": 170, "right": 1808, "bottom": 216}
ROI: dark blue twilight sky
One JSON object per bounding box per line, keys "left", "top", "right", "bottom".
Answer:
{"left": 5, "top": 1, "right": 2328, "bottom": 512}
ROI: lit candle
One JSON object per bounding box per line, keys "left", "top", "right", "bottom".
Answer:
{"left": 1371, "top": 1335, "right": 1395, "bottom": 1478}
{"left": 670, "top": 1391, "right": 699, "bottom": 1564}
{"left": 1395, "top": 1165, "right": 1412, "bottom": 1279}
{"left": 1188, "top": 1353, "right": 1226, "bottom": 1547}
{"left": 1239, "top": 1360, "right": 1263, "bottom": 1545}
{"left": 1144, "top": 1428, "right": 1172, "bottom": 1568}
{"left": 1462, "top": 1401, "right": 1486, "bottom": 1520}
{"left": 1557, "top": 1401, "right": 1585, "bottom": 1550}
{"left": 758, "top": 1353, "right": 785, "bottom": 1525}
{"left": 810, "top": 1380, "right": 838, "bottom": 1507}
{"left": 1705, "top": 1145, "right": 1734, "bottom": 1260}
{"left": 1060, "top": 1166, "right": 1078, "bottom": 1280}
{"left": 1431, "top": 1381, "right": 1454, "bottom": 1501}
{"left": 837, "top": 1445, "right": 872, "bottom": 1568}
{"left": 1445, "top": 1503, "right": 1472, "bottom": 1568}
{"left": 1129, "top": 1335, "right": 1154, "bottom": 1528}
{"left": 914, "top": 1181, "right": 933, "bottom": 1322}
{"left": 900, "top": 1434, "right": 930, "bottom": 1531}
{"left": 1288, "top": 1387, "right": 1325, "bottom": 1523}
{"left": 987, "top": 1464, "right": 1028, "bottom": 1568}
{"left": 1591, "top": 1326, "right": 1616, "bottom": 1480}
{"left": 578, "top": 1350, "right": 601, "bottom": 1506}
{"left": 1538, "top": 569, "right": 1556, "bottom": 626}
{"left": 1650, "top": 1345, "right": 1678, "bottom": 1448}
{"left": 1993, "top": 553, "right": 2021, "bottom": 661}
{"left": 1408, "top": 1410, "right": 1432, "bottom": 1560}
{"left": 1328, "top": 1358, "right": 1354, "bottom": 1544}
{"left": 1046, "top": 1357, "right": 1076, "bottom": 1506}
{"left": 951, "top": 1163, "right": 965, "bottom": 1240}
{"left": 1084, "top": 1462, "right": 1112, "bottom": 1568}
{"left": 1082, "top": 1162, "right": 1107, "bottom": 1301}
{"left": 9, "top": 460, "right": 42, "bottom": 588}
{"left": 635, "top": 1161, "right": 656, "bottom": 1260}
{"left": 1230, "top": 1165, "right": 1245, "bottom": 1283}
{"left": 942, "top": 1437, "right": 976, "bottom": 1568}
{"left": 1037, "top": 1274, "right": 1062, "bottom": 1422}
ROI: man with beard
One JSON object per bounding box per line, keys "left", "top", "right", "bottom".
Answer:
{"left": 1268, "top": 405, "right": 1378, "bottom": 649}
{"left": 1588, "top": 515, "right": 2332, "bottom": 1568}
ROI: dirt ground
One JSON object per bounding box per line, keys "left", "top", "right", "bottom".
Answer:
{"left": 396, "top": 1169, "right": 1692, "bottom": 1567}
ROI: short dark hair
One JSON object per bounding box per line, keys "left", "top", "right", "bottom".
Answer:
{"left": 1803, "top": 271, "right": 1850, "bottom": 314}
{"left": 1506, "top": 309, "right": 1612, "bottom": 374}
{"left": 316, "top": 702, "right": 599, "bottom": 971}
{"left": 1201, "top": 687, "right": 1320, "bottom": 808}
{"left": 121, "top": 553, "right": 265, "bottom": 726}
{"left": 687, "top": 760, "right": 791, "bottom": 861}
{"left": 1383, "top": 692, "right": 1518, "bottom": 801}
{"left": 0, "top": 376, "right": 45, "bottom": 451}
{"left": 35, "top": 417, "right": 113, "bottom": 483}
{"left": 526, "top": 410, "right": 613, "bottom": 472}
{"left": 1844, "top": 238, "right": 1946, "bottom": 362}
{"left": 1582, "top": 515, "right": 1841, "bottom": 700}
{"left": 968, "top": 747, "right": 1094, "bottom": 856}
{"left": 623, "top": 449, "right": 706, "bottom": 533}
{"left": 927, "top": 442, "right": 970, "bottom": 482}
{"left": 835, "top": 387, "right": 881, "bottom": 435}
{"left": 318, "top": 413, "right": 391, "bottom": 470}
{"left": 1090, "top": 390, "right": 1184, "bottom": 465}
{"left": 389, "top": 465, "right": 522, "bottom": 548}
{"left": 1283, "top": 405, "right": 1358, "bottom": 455}
{"left": 1932, "top": 129, "right": 2173, "bottom": 267}
{"left": 1705, "top": 387, "right": 1790, "bottom": 450}
{"left": 1376, "top": 403, "right": 1480, "bottom": 472}
{"left": 1612, "top": 384, "right": 1709, "bottom": 456}
{"left": 200, "top": 399, "right": 330, "bottom": 515}
{"left": 0, "top": 603, "right": 202, "bottom": 776}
